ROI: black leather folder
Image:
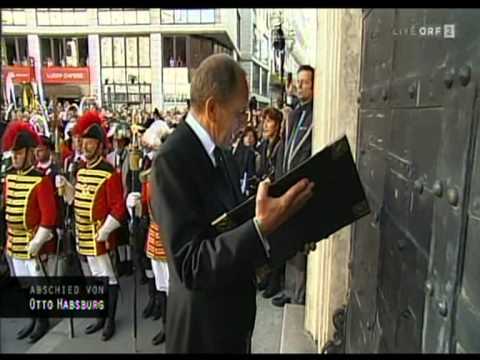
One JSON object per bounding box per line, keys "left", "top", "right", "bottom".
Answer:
{"left": 212, "top": 135, "right": 370, "bottom": 268}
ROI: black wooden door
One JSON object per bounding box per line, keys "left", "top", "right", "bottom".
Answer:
{"left": 346, "top": 9, "right": 480, "bottom": 353}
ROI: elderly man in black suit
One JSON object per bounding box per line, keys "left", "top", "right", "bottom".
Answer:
{"left": 150, "top": 54, "right": 315, "bottom": 353}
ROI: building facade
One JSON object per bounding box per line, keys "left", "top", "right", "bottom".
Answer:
{"left": 238, "top": 9, "right": 271, "bottom": 109}
{"left": 266, "top": 8, "right": 316, "bottom": 108}
{"left": 1, "top": 8, "right": 240, "bottom": 111}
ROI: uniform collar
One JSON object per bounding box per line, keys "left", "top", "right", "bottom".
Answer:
{"left": 17, "top": 165, "right": 35, "bottom": 176}
{"left": 86, "top": 156, "right": 102, "bottom": 169}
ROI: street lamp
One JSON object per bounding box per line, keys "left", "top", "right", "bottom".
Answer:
{"left": 105, "top": 78, "right": 113, "bottom": 112}
{"left": 272, "top": 22, "right": 287, "bottom": 108}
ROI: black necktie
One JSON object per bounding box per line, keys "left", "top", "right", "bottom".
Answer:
{"left": 213, "top": 147, "right": 237, "bottom": 207}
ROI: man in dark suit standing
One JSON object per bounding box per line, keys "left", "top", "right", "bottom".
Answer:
{"left": 272, "top": 65, "right": 315, "bottom": 308}
{"left": 150, "top": 54, "right": 315, "bottom": 353}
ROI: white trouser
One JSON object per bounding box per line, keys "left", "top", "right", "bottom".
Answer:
{"left": 12, "top": 257, "right": 46, "bottom": 277}
{"left": 87, "top": 253, "right": 118, "bottom": 285}
{"left": 151, "top": 259, "right": 169, "bottom": 294}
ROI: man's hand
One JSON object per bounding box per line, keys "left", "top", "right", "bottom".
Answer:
{"left": 255, "top": 178, "right": 315, "bottom": 236}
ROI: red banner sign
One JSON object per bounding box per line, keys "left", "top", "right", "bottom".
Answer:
{"left": 2, "top": 66, "right": 35, "bottom": 84}
{"left": 42, "top": 67, "right": 90, "bottom": 84}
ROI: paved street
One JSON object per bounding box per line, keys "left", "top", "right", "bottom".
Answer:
{"left": 1, "top": 274, "right": 283, "bottom": 353}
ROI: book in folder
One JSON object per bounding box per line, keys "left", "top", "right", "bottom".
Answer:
{"left": 211, "top": 135, "right": 370, "bottom": 268}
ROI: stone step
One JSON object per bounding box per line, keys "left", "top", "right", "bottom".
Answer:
{"left": 280, "top": 304, "right": 316, "bottom": 354}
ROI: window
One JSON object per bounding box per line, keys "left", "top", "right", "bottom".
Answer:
{"left": 100, "top": 35, "right": 152, "bottom": 111}
{"left": 97, "top": 9, "right": 150, "bottom": 25}
{"left": 262, "top": 68, "right": 269, "bottom": 97}
{"left": 40, "top": 37, "right": 88, "bottom": 67}
{"left": 262, "top": 35, "right": 269, "bottom": 64}
{"left": 163, "top": 36, "right": 187, "bottom": 68}
{"left": 201, "top": 9, "right": 215, "bottom": 23}
{"left": 174, "top": 10, "right": 187, "bottom": 23}
{"left": 101, "top": 37, "right": 113, "bottom": 67}
{"left": 175, "top": 37, "right": 187, "bottom": 67}
{"left": 138, "top": 37, "right": 150, "bottom": 67}
{"left": 1, "top": 37, "right": 28, "bottom": 66}
{"left": 36, "top": 8, "right": 88, "bottom": 26}
{"left": 161, "top": 10, "right": 174, "bottom": 24}
{"left": 190, "top": 36, "right": 214, "bottom": 68}
{"left": 237, "top": 11, "right": 241, "bottom": 49}
{"left": 161, "top": 9, "right": 216, "bottom": 24}
{"left": 2, "top": 8, "right": 27, "bottom": 26}
{"left": 163, "top": 37, "right": 174, "bottom": 67}
{"left": 252, "top": 64, "right": 260, "bottom": 95}
{"left": 253, "top": 24, "right": 259, "bottom": 59}
{"left": 187, "top": 10, "right": 201, "bottom": 23}
{"left": 126, "top": 38, "right": 138, "bottom": 67}
{"left": 113, "top": 37, "right": 125, "bottom": 67}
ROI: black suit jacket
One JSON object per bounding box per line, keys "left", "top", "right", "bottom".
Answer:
{"left": 151, "top": 121, "right": 306, "bottom": 353}
{"left": 151, "top": 121, "right": 268, "bottom": 353}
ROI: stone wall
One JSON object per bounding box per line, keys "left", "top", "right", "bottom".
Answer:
{"left": 304, "top": 9, "right": 363, "bottom": 352}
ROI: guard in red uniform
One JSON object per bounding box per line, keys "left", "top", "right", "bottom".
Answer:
{"left": 57, "top": 111, "right": 127, "bottom": 341}
{"left": 126, "top": 121, "right": 171, "bottom": 346}
{"left": 1, "top": 121, "right": 58, "bottom": 343}
{"left": 128, "top": 167, "right": 169, "bottom": 346}
{"left": 35, "top": 135, "right": 62, "bottom": 276}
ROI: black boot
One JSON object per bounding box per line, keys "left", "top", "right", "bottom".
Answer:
{"left": 262, "top": 267, "right": 282, "bottom": 299}
{"left": 151, "top": 291, "right": 165, "bottom": 321}
{"left": 257, "top": 275, "right": 269, "bottom": 292}
{"left": 143, "top": 278, "right": 156, "bottom": 319}
{"left": 16, "top": 318, "right": 36, "bottom": 340}
{"left": 101, "top": 284, "right": 119, "bottom": 341}
{"left": 85, "top": 318, "right": 105, "bottom": 335}
{"left": 140, "top": 271, "right": 149, "bottom": 285}
{"left": 124, "top": 260, "right": 133, "bottom": 277}
{"left": 117, "top": 261, "right": 126, "bottom": 277}
{"left": 152, "top": 293, "right": 166, "bottom": 346}
{"left": 27, "top": 318, "right": 49, "bottom": 343}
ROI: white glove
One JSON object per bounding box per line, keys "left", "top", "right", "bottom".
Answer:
{"left": 126, "top": 192, "right": 142, "bottom": 218}
{"left": 55, "top": 174, "right": 66, "bottom": 188}
{"left": 96, "top": 215, "right": 121, "bottom": 242}
{"left": 26, "top": 227, "right": 53, "bottom": 257}
{"left": 55, "top": 175, "right": 75, "bottom": 205}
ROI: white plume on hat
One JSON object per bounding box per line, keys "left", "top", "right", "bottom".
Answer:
{"left": 64, "top": 121, "right": 76, "bottom": 141}
{"left": 141, "top": 120, "right": 173, "bottom": 149}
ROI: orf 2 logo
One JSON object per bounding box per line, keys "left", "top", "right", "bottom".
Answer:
{"left": 444, "top": 24, "right": 456, "bottom": 39}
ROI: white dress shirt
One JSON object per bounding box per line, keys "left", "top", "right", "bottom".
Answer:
{"left": 185, "top": 112, "right": 217, "bottom": 167}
